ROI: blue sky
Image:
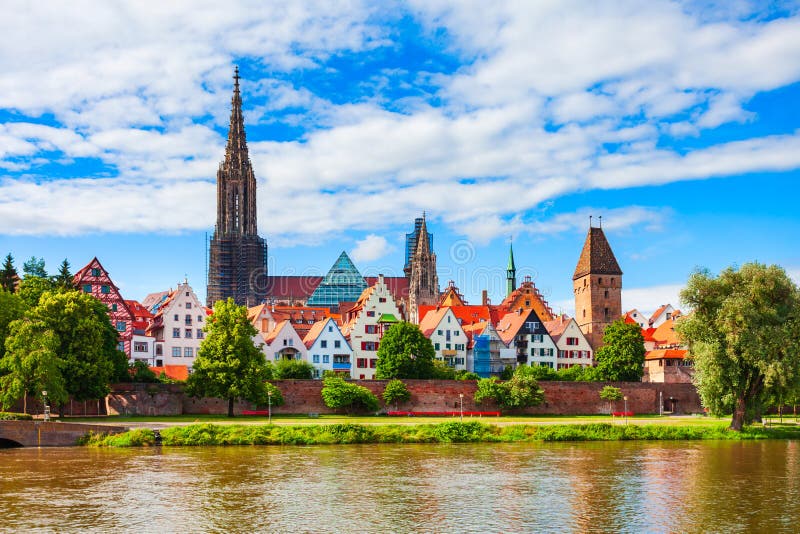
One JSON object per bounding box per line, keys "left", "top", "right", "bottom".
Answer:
{"left": 1, "top": 1, "right": 799, "bottom": 316}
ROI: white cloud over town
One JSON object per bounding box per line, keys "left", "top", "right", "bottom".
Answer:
{"left": 1, "top": 1, "right": 800, "bottom": 244}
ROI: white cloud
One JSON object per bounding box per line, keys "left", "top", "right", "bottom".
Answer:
{"left": 622, "top": 283, "right": 684, "bottom": 319}
{"left": 350, "top": 234, "right": 394, "bottom": 263}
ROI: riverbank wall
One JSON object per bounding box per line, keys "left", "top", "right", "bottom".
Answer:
{"left": 105, "top": 380, "right": 703, "bottom": 416}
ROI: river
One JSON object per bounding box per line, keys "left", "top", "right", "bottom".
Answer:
{"left": 1, "top": 441, "right": 798, "bottom": 532}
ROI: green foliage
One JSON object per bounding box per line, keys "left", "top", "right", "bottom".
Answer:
{"left": 600, "top": 385, "right": 624, "bottom": 402}
{"left": 22, "top": 256, "right": 47, "bottom": 278}
{"left": 0, "top": 289, "right": 25, "bottom": 359}
{"left": 0, "top": 254, "right": 18, "bottom": 293}
{"left": 320, "top": 375, "right": 380, "bottom": 414}
{"left": 52, "top": 259, "right": 74, "bottom": 290}
{"left": 499, "top": 365, "right": 514, "bottom": 380}
{"left": 594, "top": 319, "right": 646, "bottom": 381}
{"left": 0, "top": 411, "right": 33, "bottom": 420}
{"left": 454, "top": 370, "right": 480, "bottom": 380}
{"left": 526, "top": 364, "right": 559, "bottom": 381}
{"left": 17, "top": 276, "right": 56, "bottom": 308}
{"left": 676, "top": 263, "right": 800, "bottom": 430}
{"left": 186, "top": 298, "right": 272, "bottom": 417}
{"left": 431, "top": 359, "right": 456, "bottom": 379}
{"left": 475, "top": 365, "right": 545, "bottom": 411}
{"left": 375, "top": 322, "right": 437, "bottom": 379}
{"left": 82, "top": 421, "right": 800, "bottom": 448}
{"left": 263, "top": 382, "right": 285, "bottom": 407}
{"left": 382, "top": 379, "right": 410, "bottom": 408}
{"left": 128, "top": 361, "right": 160, "bottom": 383}
{"left": 272, "top": 358, "right": 314, "bottom": 379}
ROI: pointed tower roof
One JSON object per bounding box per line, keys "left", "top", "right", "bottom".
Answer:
{"left": 573, "top": 226, "right": 623, "bottom": 280}
{"left": 225, "top": 66, "right": 249, "bottom": 168}
{"left": 307, "top": 251, "right": 368, "bottom": 307}
{"left": 415, "top": 214, "right": 431, "bottom": 256}
{"left": 507, "top": 242, "right": 516, "bottom": 271}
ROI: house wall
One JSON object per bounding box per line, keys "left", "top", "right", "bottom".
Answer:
{"left": 427, "top": 309, "right": 468, "bottom": 371}
{"left": 153, "top": 282, "right": 207, "bottom": 369}
{"left": 307, "top": 319, "right": 352, "bottom": 378}
{"left": 349, "top": 279, "right": 402, "bottom": 380}
{"left": 555, "top": 320, "right": 594, "bottom": 369}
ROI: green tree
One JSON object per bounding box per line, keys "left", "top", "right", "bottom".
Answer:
{"left": 186, "top": 298, "right": 271, "bottom": 417}
{"left": 52, "top": 259, "right": 74, "bottom": 289}
{"left": 676, "top": 263, "right": 800, "bottom": 431}
{"left": 454, "top": 370, "right": 480, "bottom": 380}
{"left": 599, "top": 385, "right": 624, "bottom": 414}
{"left": 382, "top": 379, "right": 411, "bottom": 410}
{"left": 18, "top": 276, "right": 56, "bottom": 308}
{"left": 594, "top": 319, "right": 646, "bottom": 381}
{"left": 22, "top": 256, "right": 47, "bottom": 278}
{"left": 474, "top": 365, "right": 545, "bottom": 411}
{"left": 1, "top": 254, "right": 18, "bottom": 293}
{"left": 272, "top": 358, "right": 314, "bottom": 379}
{"left": 375, "top": 322, "right": 436, "bottom": 379}
{"left": 321, "top": 375, "right": 379, "bottom": 414}
{"left": 0, "top": 290, "right": 25, "bottom": 359}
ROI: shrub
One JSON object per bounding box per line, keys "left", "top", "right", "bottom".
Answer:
{"left": 0, "top": 411, "right": 32, "bottom": 420}
{"left": 321, "top": 376, "right": 380, "bottom": 414}
{"left": 474, "top": 366, "right": 545, "bottom": 411}
{"left": 273, "top": 359, "right": 314, "bottom": 379}
{"left": 454, "top": 370, "right": 480, "bottom": 381}
{"left": 382, "top": 379, "right": 411, "bottom": 408}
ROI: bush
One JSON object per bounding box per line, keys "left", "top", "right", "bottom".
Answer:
{"left": 263, "top": 382, "right": 285, "bottom": 408}
{"left": 273, "top": 359, "right": 314, "bottom": 379}
{"left": 0, "top": 411, "right": 32, "bottom": 420}
{"left": 129, "top": 361, "right": 160, "bottom": 383}
{"left": 454, "top": 370, "right": 480, "bottom": 381}
{"left": 382, "top": 379, "right": 411, "bottom": 408}
{"left": 474, "top": 366, "right": 545, "bottom": 411}
{"left": 321, "top": 376, "right": 380, "bottom": 414}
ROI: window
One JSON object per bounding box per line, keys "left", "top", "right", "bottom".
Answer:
{"left": 174, "top": 314, "right": 179, "bottom": 321}
{"left": 328, "top": 325, "right": 333, "bottom": 332}
{"left": 611, "top": 278, "right": 616, "bottom": 286}
{"left": 172, "top": 347, "right": 181, "bottom": 357}
{"left": 185, "top": 314, "right": 192, "bottom": 325}
{"left": 185, "top": 329, "right": 192, "bottom": 338}
{"left": 357, "top": 358, "right": 367, "bottom": 368}
{"left": 455, "top": 344, "right": 464, "bottom": 351}
{"left": 91, "top": 268, "right": 101, "bottom": 276}
{"left": 445, "top": 343, "right": 451, "bottom": 350}
{"left": 455, "top": 331, "right": 460, "bottom": 337}
{"left": 110, "top": 303, "right": 117, "bottom": 311}
{"left": 437, "top": 330, "right": 443, "bottom": 336}
{"left": 172, "top": 328, "right": 180, "bottom": 338}
{"left": 365, "top": 325, "right": 378, "bottom": 334}
{"left": 155, "top": 345, "right": 163, "bottom": 356}
{"left": 283, "top": 339, "right": 288, "bottom": 346}
{"left": 323, "top": 355, "right": 330, "bottom": 364}
{"left": 156, "top": 359, "right": 163, "bottom": 367}
{"left": 361, "top": 341, "right": 378, "bottom": 351}
{"left": 582, "top": 309, "right": 586, "bottom": 318}
{"left": 274, "top": 353, "right": 280, "bottom": 361}
{"left": 185, "top": 292, "right": 189, "bottom": 297}
{"left": 559, "top": 350, "right": 565, "bottom": 358}
{"left": 185, "top": 347, "right": 193, "bottom": 358}
{"left": 369, "top": 358, "right": 378, "bottom": 368}
{"left": 604, "top": 290, "right": 609, "bottom": 298}
{"left": 532, "top": 334, "right": 543, "bottom": 343}
{"left": 197, "top": 315, "right": 203, "bottom": 322}
{"left": 366, "top": 311, "right": 375, "bottom": 317}
{"left": 525, "top": 321, "right": 539, "bottom": 331}
{"left": 599, "top": 277, "right": 603, "bottom": 285}
{"left": 320, "top": 340, "right": 328, "bottom": 348}
{"left": 186, "top": 302, "right": 192, "bottom": 309}
{"left": 434, "top": 343, "right": 440, "bottom": 350}
{"left": 566, "top": 337, "right": 578, "bottom": 346}
{"left": 313, "top": 354, "right": 320, "bottom": 363}
{"left": 116, "top": 321, "right": 126, "bottom": 332}
{"left": 334, "top": 340, "right": 341, "bottom": 348}
{"left": 134, "top": 342, "right": 148, "bottom": 353}
{"left": 447, "top": 315, "right": 451, "bottom": 323}
{"left": 117, "top": 341, "right": 125, "bottom": 352}
{"left": 197, "top": 329, "right": 203, "bottom": 339}
{"left": 101, "top": 285, "right": 110, "bottom": 294}
{"left": 82, "top": 284, "right": 92, "bottom": 293}
{"left": 288, "top": 339, "right": 293, "bottom": 346}
{"left": 379, "top": 297, "right": 386, "bottom": 303}
{"left": 604, "top": 307, "right": 609, "bottom": 319}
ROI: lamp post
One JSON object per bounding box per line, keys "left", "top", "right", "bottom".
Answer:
{"left": 623, "top": 396, "right": 629, "bottom": 425}
{"left": 459, "top": 393, "right": 464, "bottom": 422}
{"left": 268, "top": 391, "right": 272, "bottom": 425}
{"left": 42, "top": 390, "right": 50, "bottom": 422}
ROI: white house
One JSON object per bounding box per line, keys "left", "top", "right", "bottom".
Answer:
{"left": 261, "top": 320, "right": 307, "bottom": 362}
{"left": 147, "top": 280, "right": 208, "bottom": 370}
{"left": 418, "top": 307, "right": 468, "bottom": 371}
{"left": 544, "top": 316, "right": 594, "bottom": 369}
{"left": 624, "top": 309, "right": 649, "bottom": 329}
{"left": 465, "top": 322, "right": 516, "bottom": 376}
{"left": 343, "top": 274, "right": 403, "bottom": 379}
{"left": 649, "top": 304, "right": 676, "bottom": 328}
{"left": 303, "top": 317, "right": 353, "bottom": 378}
{"left": 496, "top": 308, "right": 558, "bottom": 369}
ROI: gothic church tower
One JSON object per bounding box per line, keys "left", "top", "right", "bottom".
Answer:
{"left": 408, "top": 214, "right": 439, "bottom": 324}
{"left": 207, "top": 67, "right": 268, "bottom": 307}
{"left": 573, "top": 220, "right": 622, "bottom": 350}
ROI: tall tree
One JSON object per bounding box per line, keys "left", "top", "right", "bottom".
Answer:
{"left": 0, "top": 289, "right": 25, "bottom": 360}
{"left": 0, "top": 254, "right": 18, "bottom": 293}
{"left": 22, "top": 256, "right": 47, "bottom": 278}
{"left": 186, "top": 298, "right": 271, "bottom": 417}
{"left": 375, "top": 322, "right": 437, "bottom": 379}
{"left": 676, "top": 263, "right": 800, "bottom": 431}
{"left": 52, "top": 259, "right": 74, "bottom": 289}
{"left": 18, "top": 276, "right": 56, "bottom": 308}
{"left": 593, "top": 319, "right": 646, "bottom": 382}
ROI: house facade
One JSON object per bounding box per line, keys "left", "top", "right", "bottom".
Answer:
{"left": 544, "top": 316, "right": 594, "bottom": 369}
{"left": 303, "top": 317, "right": 353, "bottom": 378}
{"left": 147, "top": 280, "right": 208, "bottom": 369}
{"left": 496, "top": 308, "right": 558, "bottom": 369}
{"left": 261, "top": 320, "right": 307, "bottom": 362}
{"left": 418, "top": 307, "right": 468, "bottom": 371}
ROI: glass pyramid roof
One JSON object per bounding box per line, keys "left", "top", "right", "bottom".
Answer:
{"left": 307, "top": 251, "right": 368, "bottom": 307}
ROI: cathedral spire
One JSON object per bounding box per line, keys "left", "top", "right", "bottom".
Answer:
{"left": 415, "top": 213, "right": 431, "bottom": 256}
{"left": 226, "top": 66, "right": 249, "bottom": 168}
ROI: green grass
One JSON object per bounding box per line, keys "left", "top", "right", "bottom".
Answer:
{"left": 81, "top": 421, "right": 800, "bottom": 447}
{"left": 0, "top": 411, "right": 33, "bottom": 421}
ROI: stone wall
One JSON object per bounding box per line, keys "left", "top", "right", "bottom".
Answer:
{"left": 106, "top": 380, "right": 703, "bottom": 416}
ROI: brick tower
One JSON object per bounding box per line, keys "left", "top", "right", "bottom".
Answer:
{"left": 207, "top": 67, "right": 268, "bottom": 307}
{"left": 573, "top": 219, "right": 622, "bottom": 350}
{"left": 408, "top": 214, "right": 439, "bottom": 324}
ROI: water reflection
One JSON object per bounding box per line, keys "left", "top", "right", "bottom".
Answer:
{"left": 1, "top": 441, "right": 799, "bottom": 532}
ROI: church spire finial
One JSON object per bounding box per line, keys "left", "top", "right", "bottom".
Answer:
{"left": 226, "top": 66, "right": 248, "bottom": 164}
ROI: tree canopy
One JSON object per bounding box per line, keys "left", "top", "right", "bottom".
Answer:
{"left": 474, "top": 365, "right": 545, "bottom": 411}
{"left": 52, "top": 259, "right": 74, "bottom": 290}
{"left": 382, "top": 379, "right": 410, "bottom": 409}
{"left": 22, "top": 256, "right": 47, "bottom": 278}
{"left": 676, "top": 263, "right": 800, "bottom": 431}
{"left": 375, "top": 322, "right": 436, "bottom": 379}
{"left": 0, "top": 290, "right": 25, "bottom": 360}
{"left": 1, "top": 254, "right": 18, "bottom": 293}
{"left": 321, "top": 375, "right": 379, "bottom": 414}
{"left": 186, "top": 298, "right": 271, "bottom": 417}
{"left": 593, "top": 319, "right": 646, "bottom": 381}
{"left": 272, "top": 358, "right": 314, "bottom": 379}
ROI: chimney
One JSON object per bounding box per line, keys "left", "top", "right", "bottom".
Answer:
{"left": 517, "top": 308, "right": 522, "bottom": 315}
{"left": 481, "top": 290, "right": 488, "bottom": 306}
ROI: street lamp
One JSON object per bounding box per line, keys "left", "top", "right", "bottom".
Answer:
{"left": 42, "top": 390, "right": 50, "bottom": 422}
{"left": 267, "top": 391, "right": 272, "bottom": 425}
{"left": 623, "top": 396, "right": 629, "bottom": 425}
{"left": 459, "top": 393, "right": 464, "bottom": 422}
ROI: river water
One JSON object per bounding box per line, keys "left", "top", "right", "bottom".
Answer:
{"left": 1, "top": 441, "right": 798, "bottom": 533}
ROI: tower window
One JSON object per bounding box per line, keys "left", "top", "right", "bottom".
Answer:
{"left": 582, "top": 309, "right": 586, "bottom": 318}
{"left": 598, "top": 277, "right": 603, "bottom": 285}
{"left": 604, "top": 290, "right": 609, "bottom": 298}
{"left": 604, "top": 307, "right": 609, "bottom": 319}
{"left": 611, "top": 278, "right": 615, "bottom": 286}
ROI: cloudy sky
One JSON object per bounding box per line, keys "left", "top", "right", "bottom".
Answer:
{"left": 1, "top": 0, "right": 799, "bottom": 315}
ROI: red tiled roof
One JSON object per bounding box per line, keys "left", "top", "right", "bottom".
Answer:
{"left": 365, "top": 276, "right": 409, "bottom": 301}
{"left": 418, "top": 307, "right": 450, "bottom": 337}
{"left": 649, "top": 304, "right": 671, "bottom": 325}
{"left": 543, "top": 316, "right": 570, "bottom": 339}
{"left": 265, "top": 276, "right": 323, "bottom": 300}
{"left": 651, "top": 318, "right": 683, "bottom": 347}
{"left": 645, "top": 349, "right": 688, "bottom": 361}
{"left": 573, "top": 226, "right": 623, "bottom": 280}
{"left": 303, "top": 319, "right": 334, "bottom": 349}
{"left": 496, "top": 309, "right": 535, "bottom": 345}
{"left": 150, "top": 365, "right": 189, "bottom": 381}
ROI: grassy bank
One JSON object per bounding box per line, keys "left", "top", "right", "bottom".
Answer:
{"left": 80, "top": 421, "right": 800, "bottom": 447}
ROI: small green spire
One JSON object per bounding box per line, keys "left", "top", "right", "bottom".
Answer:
{"left": 506, "top": 241, "right": 516, "bottom": 296}
{"left": 507, "top": 242, "right": 516, "bottom": 271}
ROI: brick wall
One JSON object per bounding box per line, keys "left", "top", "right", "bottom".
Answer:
{"left": 106, "top": 380, "right": 703, "bottom": 416}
